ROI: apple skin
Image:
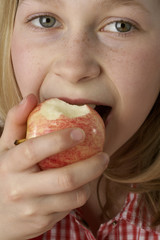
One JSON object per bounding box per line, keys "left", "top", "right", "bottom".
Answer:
{"left": 26, "top": 98, "right": 105, "bottom": 170}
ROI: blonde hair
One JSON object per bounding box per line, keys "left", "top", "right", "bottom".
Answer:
{"left": 0, "top": 0, "right": 160, "bottom": 227}
{"left": 0, "top": 0, "right": 21, "bottom": 125}
{"left": 101, "top": 94, "right": 160, "bottom": 226}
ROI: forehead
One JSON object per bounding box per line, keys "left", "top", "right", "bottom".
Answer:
{"left": 18, "top": 0, "right": 146, "bottom": 5}
{"left": 18, "top": 0, "right": 159, "bottom": 9}
{"left": 18, "top": 0, "right": 160, "bottom": 15}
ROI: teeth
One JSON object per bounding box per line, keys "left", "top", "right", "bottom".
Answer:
{"left": 87, "top": 104, "right": 96, "bottom": 109}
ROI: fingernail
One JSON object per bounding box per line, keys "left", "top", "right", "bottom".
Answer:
{"left": 70, "top": 128, "right": 85, "bottom": 141}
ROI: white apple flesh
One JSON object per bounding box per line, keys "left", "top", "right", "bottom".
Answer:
{"left": 26, "top": 98, "right": 105, "bottom": 170}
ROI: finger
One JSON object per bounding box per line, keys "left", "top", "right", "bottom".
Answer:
{"left": 17, "top": 152, "right": 109, "bottom": 196}
{"left": 0, "top": 94, "right": 37, "bottom": 151}
{"left": 6, "top": 128, "right": 85, "bottom": 171}
{"left": 38, "top": 185, "right": 91, "bottom": 214}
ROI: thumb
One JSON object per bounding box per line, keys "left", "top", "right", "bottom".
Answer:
{"left": 0, "top": 94, "right": 37, "bottom": 150}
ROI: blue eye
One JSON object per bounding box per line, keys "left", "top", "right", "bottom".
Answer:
{"left": 31, "top": 16, "right": 61, "bottom": 29}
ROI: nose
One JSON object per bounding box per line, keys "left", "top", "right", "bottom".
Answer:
{"left": 52, "top": 34, "right": 101, "bottom": 83}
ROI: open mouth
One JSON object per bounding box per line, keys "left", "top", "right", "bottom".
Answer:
{"left": 94, "top": 105, "right": 112, "bottom": 124}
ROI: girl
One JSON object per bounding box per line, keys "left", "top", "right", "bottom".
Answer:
{"left": 0, "top": 0, "right": 160, "bottom": 239}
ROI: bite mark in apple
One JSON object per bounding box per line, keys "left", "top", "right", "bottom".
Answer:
{"left": 26, "top": 98, "right": 105, "bottom": 170}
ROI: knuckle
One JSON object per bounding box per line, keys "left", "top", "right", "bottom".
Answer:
{"left": 58, "top": 170, "right": 75, "bottom": 191}
{"left": 23, "top": 204, "right": 37, "bottom": 218}
{"left": 24, "top": 139, "right": 37, "bottom": 163}
{"left": 7, "top": 186, "right": 22, "bottom": 202}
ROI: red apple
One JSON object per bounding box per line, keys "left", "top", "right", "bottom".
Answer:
{"left": 26, "top": 98, "right": 105, "bottom": 170}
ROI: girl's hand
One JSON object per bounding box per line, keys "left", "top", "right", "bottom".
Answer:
{"left": 0, "top": 94, "right": 109, "bottom": 240}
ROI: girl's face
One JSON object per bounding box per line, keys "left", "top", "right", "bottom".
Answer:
{"left": 11, "top": 0, "right": 160, "bottom": 155}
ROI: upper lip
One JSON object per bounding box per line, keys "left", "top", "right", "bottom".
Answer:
{"left": 56, "top": 97, "right": 109, "bottom": 107}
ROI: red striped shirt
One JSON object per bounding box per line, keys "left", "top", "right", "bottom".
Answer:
{"left": 31, "top": 192, "right": 160, "bottom": 240}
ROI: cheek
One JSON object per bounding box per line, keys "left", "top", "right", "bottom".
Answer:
{"left": 104, "top": 43, "right": 160, "bottom": 155}
{"left": 116, "top": 47, "right": 159, "bottom": 128}
{"left": 108, "top": 43, "right": 160, "bottom": 103}
{"left": 11, "top": 38, "right": 45, "bottom": 97}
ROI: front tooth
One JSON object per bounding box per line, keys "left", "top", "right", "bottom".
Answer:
{"left": 87, "top": 104, "right": 96, "bottom": 109}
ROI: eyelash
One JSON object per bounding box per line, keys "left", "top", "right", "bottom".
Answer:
{"left": 26, "top": 13, "right": 62, "bottom": 31}
{"left": 101, "top": 19, "right": 138, "bottom": 37}
{"left": 26, "top": 14, "right": 138, "bottom": 37}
